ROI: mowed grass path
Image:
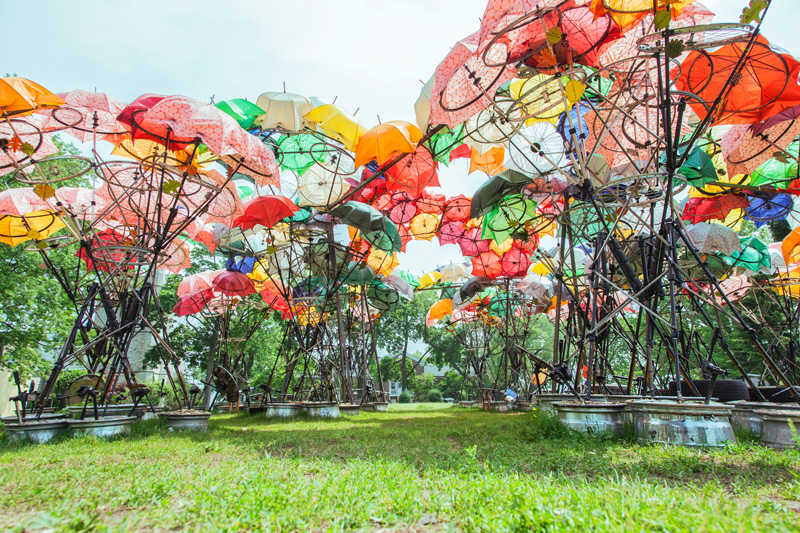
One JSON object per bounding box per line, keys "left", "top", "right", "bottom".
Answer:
{"left": 1, "top": 404, "right": 799, "bottom": 532}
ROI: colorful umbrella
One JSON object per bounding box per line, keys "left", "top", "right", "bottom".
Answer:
{"left": 173, "top": 289, "right": 214, "bottom": 317}
{"left": 354, "top": 121, "right": 422, "bottom": 168}
{"left": 212, "top": 271, "right": 256, "bottom": 298}
{"left": 255, "top": 91, "right": 315, "bottom": 132}
{"left": 235, "top": 195, "right": 299, "bottom": 230}
{"left": 304, "top": 104, "right": 367, "bottom": 151}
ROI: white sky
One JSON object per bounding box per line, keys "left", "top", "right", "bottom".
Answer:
{"left": 1, "top": 0, "right": 797, "bottom": 276}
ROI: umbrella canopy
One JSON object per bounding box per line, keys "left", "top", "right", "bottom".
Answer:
{"left": 506, "top": 122, "right": 566, "bottom": 175}
{"left": 419, "top": 270, "right": 442, "bottom": 289}
{"left": 468, "top": 146, "right": 505, "bottom": 176}
{"left": 440, "top": 263, "right": 467, "bottom": 283}
{"left": 361, "top": 219, "right": 402, "bottom": 253}
{"left": 684, "top": 222, "right": 742, "bottom": 256}
{"left": 481, "top": 194, "right": 537, "bottom": 243}
{"left": 0, "top": 77, "right": 64, "bottom": 117}
{"left": 354, "top": 121, "right": 422, "bottom": 168}
{"left": 745, "top": 194, "right": 793, "bottom": 228}
{"left": 415, "top": 75, "right": 434, "bottom": 132}
{"left": 331, "top": 201, "right": 391, "bottom": 234}
{"left": 173, "top": 289, "right": 214, "bottom": 317}
{"left": 398, "top": 270, "right": 420, "bottom": 288}
{"left": 500, "top": 249, "right": 531, "bottom": 278}
{"left": 212, "top": 271, "right": 256, "bottom": 298}
{"left": 0, "top": 210, "right": 64, "bottom": 246}
{"left": 216, "top": 99, "right": 265, "bottom": 129}
{"left": 676, "top": 35, "right": 800, "bottom": 125}
{"left": 235, "top": 195, "right": 299, "bottom": 230}
{"left": 426, "top": 298, "right": 453, "bottom": 327}
{"left": 443, "top": 194, "right": 472, "bottom": 221}
{"left": 382, "top": 274, "right": 414, "bottom": 300}
{"left": 471, "top": 251, "right": 503, "bottom": 279}
{"left": 304, "top": 104, "right": 367, "bottom": 151}
{"left": 385, "top": 145, "right": 439, "bottom": 198}
{"left": 438, "top": 220, "right": 466, "bottom": 245}
{"left": 409, "top": 212, "right": 440, "bottom": 241}
{"left": 47, "top": 89, "right": 128, "bottom": 142}
{"left": 297, "top": 165, "right": 351, "bottom": 208}
{"left": 682, "top": 195, "right": 749, "bottom": 224}
{"left": 178, "top": 269, "right": 225, "bottom": 298}
{"left": 750, "top": 142, "right": 799, "bottom": 189}
{"left": 343, "top": 262, "right": 376, "bottom": 285}
{"left": 366, "top": 248, "right": 399, "bottom": 276}
{"left": 459, "top": 226, "right": 491, "bottom": 257}
{"left": 722, "top": 236, "right": 771, "bottom": 274}
{"left": 470, "top": 169, "right": 530, "bottom": 219}
{"left": 367, "top": 282, "right": 400, "bottom": 313}
{"left": 255, "top": 91, "right": 315, "bottom": 132}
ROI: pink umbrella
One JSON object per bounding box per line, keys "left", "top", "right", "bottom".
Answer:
{"left": 213, "top": 270, "right": 256, "bottom": 298}
{"left": 430, "top": 31, "right": 516, "bottom": 128}
{"left": 388, "top": 200, "right": 418, "bottom": 225}
{"left": 178, "top": 269, "right": 225, "bottom": 298}
{"left": 459, "top": 227, "right": 491, "bottom": 257}
{"left": 438, "top": 220, "right": 466, "bottom": 245}
{"left": 126, "top": 95, "right": 280, "bottom": 187}
{"left": 45, "top": 90, "right": 129, "bottom": 143}
{"left": 0, "top": 116, "right": 59, "bottom": 175}
{"left": 723, "top": 120, "right": 800, "bottom": 177}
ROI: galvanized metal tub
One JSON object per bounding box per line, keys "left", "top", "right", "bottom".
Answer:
{"left": 2, "top": 413, "right": 66, "bottom": 424}
{"left": 490, "top": 401, "right": 510, "bottom": 412}
{"left": 67, "top": 416, "right": 136, "bottom": 438}
{"left": 629, "top": 400, "right": 735, "bottom": 447}
{"left": 163, "top": 411, "right": 211, "bottom": 431}
{"left": 757, "top": 410, "right": 800, "bottom": 450}
{"left": 68, "top": 404, "right": 146, "bottom": 419}
{"left": 554, "top": 401, "right": 626, "bottom": 434}
{"left": 730, "top": 401, "right": 791, "bottom": 437}
{"left": 4, "top": 419, "right": 68, "bottom": 443}
{"left": 373, "top": 401, "right": 389, "bottom": 412}
{"left": 459, "top": 401, "right": 476, "bottom": 408}
{"left": 264, "top": 403, "right": 302, "bottom": 418}
{"left": 302, "top": 402, "right": 340, "bottom": 418}
{"left": 515, "top": 402, "right": 533, "bottom": 412}
{"left": 533, "top": 393, "right": 578, "bottom": 415}
{"left": 338, "top": 404, "right": 362, "bottom": 416}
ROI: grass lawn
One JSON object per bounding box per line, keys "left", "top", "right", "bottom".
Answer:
{"left": 1, "top": 405, "right": 799, "bottom": 532}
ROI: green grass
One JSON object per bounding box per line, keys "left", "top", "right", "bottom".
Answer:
{"left": 1, "top": 408, "right": 799, "bottom": 532}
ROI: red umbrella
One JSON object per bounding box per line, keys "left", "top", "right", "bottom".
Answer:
{"left": 385, "top": 145, "right": 439, "bottom": 198}
{"left": 116, "top": 94, "right": 192, "bottom": 148}
{"left": 417, "top": 191, "right": 446, "bottom": 214}
{"left": 178, "top": 269, "right": 225, "bottom": 298}
{"left": 472, "top": 251, "right": 503, "bottom": 279}
{"left": 501, "top": 249, "right": 532, "bottom": 278}
{"left": 47, "top": 89, "right": 129, "bottom": 143}
{"left": 212, "top": 271, "right": 256, "bottom": 298}
{"left": 398, "top": 224, "right": 412, "bottom": 253}
{"left": 443, "top": 194, "right": 472, "bottom": 221}
{"left": 449, "top": 144, "right": 472, "bottom": 162}
{"left": 682, "top": 195, "right": 750, "bottom": 224}
{"left": 173, "top": 289, "right": 214, "bottom": 317}
{"left": 676, "top": 35, "right": 800, "bottom": 126}
{"left": 460, "top": 227, "right": 492, "bottom": 257}
{"left": 234, "top": 195, "right": 299, "bottom": 230}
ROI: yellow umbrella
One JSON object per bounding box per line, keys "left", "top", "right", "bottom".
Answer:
{"left": 0, "top": 77, "right": 64, "bottom": 117}
{"left": 112, "top": 139, "right": 217, "bottom": 168}
{"left": 304, "top": 104, "right": 367, "bottom": 151}
{"left": 354, "top": 120, "right": 422, "bottom": 168}
{"left": 490, "top": 238, "right": 514, "bottom": 255}
{"left": 509, "top": 75, "right": 568, "bottom": 125}
{"left": 409, "top": 213, "right": 439, "bottom": 241}
{"left": 366, "top": 248, "right": 399, "bottom": 276}
{"left": 0, "top": 210, "right": 65, "bottom": 246}
{"left": 418, "top": 270, "right": 441, "bottom": 289}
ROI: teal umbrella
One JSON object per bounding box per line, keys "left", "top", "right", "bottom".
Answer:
{"left": 397, "top": 270, "right": 420, "bottom": 288}
{"left": 367, "top": 281, "right": 400, "bottom": 312}
{"left": 362, "top": 219, "right": 402, "bottom": 253}
{"left": 470, "top": 169, "right": 531, "bottom": 219}
{"left": 330, "top": 201, "right": 390, "bottom": 234}
{"left": 342, "top": 262, "right": 376, "bottom": 285}
{"left": 720, "top": 236, "right": 771, "bottom": 273}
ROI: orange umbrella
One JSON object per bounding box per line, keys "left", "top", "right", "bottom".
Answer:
{"left": 469, "top": 146, "right": 505, "bottom": 176}
{"left": 676, "top": 35, "right": 800, "bottom": 126}
{"left": 426, "top": 298, "right": 453, "bottom": 327}
{"left": 354, "top": 121, "right": 422, "bottom": 168}
{"left": 782, "top": 227, "right": 800, "bottom": 266}
{"left": 0, "top": 78, "right": 64, "bottom": 117}
{"left": 471, "top": 250, "right": 503, "bottom": 279}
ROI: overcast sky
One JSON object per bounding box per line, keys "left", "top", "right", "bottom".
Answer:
{"left": 1, "top": 0, "right": 797, "bottom": 275}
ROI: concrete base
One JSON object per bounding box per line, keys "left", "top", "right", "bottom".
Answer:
{"left": 459, "top": 401, "right": 476, "bottom": 408}
{"left": 490, "top": 401, "right": 510, "bottom": 412}
{"left": 265, "top": 403, "right": 302, "bottom": 418}
{"left": 629, "top": 400, "right": 735, "bottom": 447}
{"left": 302, "top": 402, "right": 340, "bottom": 418}
{"left": 163, "top": 412, "right": 211, "bottom": 431}
{"left": 68, "top": 404, "right": 146, "bottom": 419}
{"left": 67, "top": 416, "right": 136, "bottom": 438}
{"left": 4, "top": 419, "right": 68, "bottom": 443}
{"left": 515, "top": 402, "right": 533, "bottom": 412}
{"left": 338, "top": 404, "right": 361, "bottom": 416}
{"left": 555, "top": 401, "right": 626, "bottom": 434}
{"left": 757, "top": 410, "right": 800, "bottom": 449}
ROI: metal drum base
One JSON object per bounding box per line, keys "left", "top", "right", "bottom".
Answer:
{"left": 338, "top": 404, "right": 362, "bottom": 416}
{"left": 554, "top": 402, "right": 626, "bottom": 434}
{"left": 515, "top": 402, "right": 533, "bottom": 412}
{"left": 68, "top": 416, "right": 136, "bottom": 438}
{"left": 490, "top": 401, "right": 510, "bottom": 412}
{"left": 4, "top": 419, "right": 68, "bottom": 443}
{"left": 459, "top": 401, "right": 475, "bottom": 408}
{"left": 303, "top": 402, "right": 340, "bottom": 418}
{"left": 533, "top": 394, "right": 578, "bottom": 415}
{"left": 731, "top": 402, "right": 794, "bottom": 438}
{"left": 265, "top": 403, "right": 302, "bottom": 418}
{"left": 757, "top": 410, "right": 800, "bottom": 449}
{"left": 163, "top": 412, "right": 211, "bottom": 431}
{"left": 630, "top": 401, "right": 735, "bottom": 447}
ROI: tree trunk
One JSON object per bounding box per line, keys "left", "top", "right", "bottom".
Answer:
{"left": 400, "top": 329, "right": 408, "bottom": 391}
{"left": 202, "top": 327, "right": 219, "bottom": 409}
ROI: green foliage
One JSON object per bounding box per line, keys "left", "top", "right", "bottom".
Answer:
{"left": 411, "top": 373, "right": 436, "bottom": 400}
{"left": 398, "top": 391, "right": 412, "bottom": 403}
{"left": 426, "top": 388, "right": 442, "bottom": 402}
{"left": 437, "top": 370, "right": 464, "bottom": 400}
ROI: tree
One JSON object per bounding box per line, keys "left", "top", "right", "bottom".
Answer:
{"left": 374, "top": 291, "right": 437, "bottom": 390}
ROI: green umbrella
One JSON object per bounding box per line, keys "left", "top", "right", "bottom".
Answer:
{"left": 307, "top": 242, "right": 347, "bottom": 277}
{"left": 580, "top": 67, "right": 614, "bottom": 101}
{"left": 439, "top": 286, "right": 458, "bottom": 300}
{"left": 215, "top": 99, "right": 265, "bottom": 129}
{"left": 721, "top": 236, "right": 771, "bottom": 273}
{"left": 470, "top": 169, "right": 531, "bottom": 219}
{"left": 342, "top": 262, "right": 376, "bottom": 285}
{"left": 283, "top": 204, "right": 312, "bottom": 223}
{"left": 330, "top": 201, "right": 390, "bottom": 234}
{"left": 362, "top": 219, "right": 402, "bottom": 253}
{"left": 397, "top": 270, "right": 420, "bottom": 288}
{"left": 277, "top": 134, "right": 321, "bottom": 175}
{"left": 678, "top": 147, "right": 718, "bottom": 187}
{"left": 750, "top": 142, "right": 799, "bottom": 189}
{"left": 367, "top": 281, "right": 400, "bottom": 313}
{"left": 481, "top": 194, "right": 537, "bottom": 243}
{"left": 426, "top": 124, "right": 465, "bottom": 166}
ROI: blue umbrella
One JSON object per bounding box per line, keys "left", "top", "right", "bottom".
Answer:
{"left": 744, "top": 194, "right": 793, "bottom": 228}
{"left": 225, "top": 256, "right": 256, "bottom": 274}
